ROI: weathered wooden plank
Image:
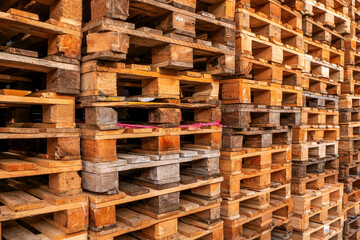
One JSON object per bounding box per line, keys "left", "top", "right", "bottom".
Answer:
{"left": 0, "top": 159, "right": 37, "bottom": 171}
{"left": 0, "top": 191, "right": 44, "bottom": 212}
{"left": 0, "top": 52, "right": 79, "bottom": 73}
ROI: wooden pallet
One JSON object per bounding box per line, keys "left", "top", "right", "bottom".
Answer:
{"left": 342, "top": 66, "right": 360, "bottom": 95}
{"left": 0, "top": 128, "right": 80, "bottom": 162}
{"left": 291, "top": 170, "right": 339, "bottom": 195}
{"left": 340, "top": 174, "right": 360, "bottom": 193}
{"left": 0, "top": 4, "right": 82, "bottom": 58}
{"left": 0, "top": 152, "right": 81, "bottom": 180}
{"left": 304, "top": 54, "right": 344, "bottom": 83}
{"left": 340, "top": 109, "right": 360, "bottom": 124}
{"left": 0, "top": 3, "right": 82, "bottom": 95}
{"left": 292, "top": 141, "right": 339, "bottom": 161}
{"left": 238, "top": 0, "right": 302, "bottom": 30}
{"left": 235, "top": 3, "right": 304, "bottom": 49}
{"left": 350, "top": 21, "right": 360, "bottom": 38}
{"left": 221, "top": 183, "right": 291, "bottom": 218}
{"left": 292, "top": 157, "right": 339, "bottom": 178}
{"left": 221, "top": 78, "right": 302, "bottom": 106}
{"left": 343, "top": 216, "right": 360, "bottom": 239}
{"left": 0, "top": 51, "right": 80, "bottom": 94}
{"left": 302, "top": 0, "right": 351, "bottom": 33}
{"left": 339, "top": 138, "right": 360, "bottom": 152}
{"left": 234, "top": 55, "right": 302, "bottom": 86}
{"left": 81, "top": 125, "right": 221, "bottom": 193}
{"left": 292, "top": 183, "right": 343, "bottom": 230}
{"left": 303, "top": 75, "right": 341, "bottom": 96}
{"left": 303, "top": 15, "right": 345, "bottom": 49}
{"left": 293, "top": 215, "right": 344, "bottom": 240}
{"left": 292, "top": 126, "right": 340, "bottom": 143}
{"left": 0, "top": 90, "right": 76, "bottom": 129}
{"left": 340, "top": 95, "right": 360, "bottom": 109}
{"left": 129, "top": 219, "right": 223, "bottom": 240}
{"left": 87, "top": 185, "right": 223, "bottom": 239}
{"left": 83, "top": 16, "right": 235, "bottom": 74}
{"left": 340, "top": 162, "right": 360, "bottom": 180}
{"left": 303, "top": 92, "right": 339, "bottom": 110}
{"left": 271, "top": 220, "right": 293, "bottom": 240}
{"left": 344, "top": 35, "right": 360, "bottom": 65}
{"left": 235, "top": 31, "right": 304, "bottom": 69}
{"left": 83, "top": 147, "right": 221, "bottom": 193}
{"left": 339, "top": 150, "right": 360, "bottom": 166}
{"left": 223, "top": 199, "right": 293, "bottom": 239}
{"left": 300, "top": 107, "right": 339, "bottom": 127}
{"left": 79, "top": 61, "right": 224, "bottom": 129}
{"left": 305, "top": 37, "right": 345, "bottom": 66}
{"left": 220, "top": 146, "right": 291, "bottom": 175}
{"left": 221, "top": 105, "right": 301, "bottom": 128}
{"left": 348, "top": 2, "right": 360, "bottom": 21}
{"left": 340, "top": 122, "right": 360, "bottom": 139}
{"left": 0, "top": 177, "right": 88, "bottom": 235}
{"left": 221, "top": 163, "right": 291, "bottom": 198}
{"left": 293, "top": 199, "right": 343, "bottom": 232}
{"left": 284, "top": 0, "right": 349, "bottom": 16}
{"left": 343, "top": 188, "right": 360, "bottom": 211}
{"left": 80, "top": 61, "right": 220, "bottom": 101}
{"left": 222, "top": 127, "right": 292, "bottom": 150}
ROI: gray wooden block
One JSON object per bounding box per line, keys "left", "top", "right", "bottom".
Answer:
{"left": 82, "top": 171, "right": 118, "bottom": 193}
{"left": 141, "top": 163, "right": 179, "bottom": 181}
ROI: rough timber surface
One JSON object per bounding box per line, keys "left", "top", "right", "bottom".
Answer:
{"left": 1, "top": 219, "right": 87, "bottom": 240}
{"left": 234, "top": 55, "right": 303, "bottom": 87}
{"left": 221, "top": 162, "right": 292, "bottom": 199}
{"left": 223, "top": 198, "right": 293, "bottom": 239}
{"left": 82, "top": 17, "right": 235, "bottom": 74}
{"left": 88, "top": 201, "right": 222, "bottom": 239}
{"left": 221, "top": 78, "right": 302, "bottom": 106}
{"left": 235, "top": 6, "right": 304, "bottom": 49}
{"left": 81, "top": 125, "right": 222, "bottom": 140}
{"left": 220, "top": 145, "right": 292, "bottom": 175}
{"left": 80, "top": 61, "right": 221, "bottom": 102}
{"left": 222, "top": 127, "right": 292, "bottom": 150}
{"left": 0, "top": 178, "right": 87, "bottom": 222}
{"left": 221, "top": 104, "right": 301, "bottom": 128}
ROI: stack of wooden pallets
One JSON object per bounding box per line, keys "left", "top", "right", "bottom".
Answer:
{"left": 286, "top": 0, "right": 350, "bottom": 238}
{"left": 79, "top": 0, "right": 235, "bottom": 239}
{"left": 3, "top": 0, "right": 360, "bottom": 239}
{"left": 220, "top": 0, "right": 301, "bottom": 238}
{"left": 341, "top": 0, "right": 360, "bottom": 238}
{"left": 0, "top": 0, "right": 88, "bottom": 239}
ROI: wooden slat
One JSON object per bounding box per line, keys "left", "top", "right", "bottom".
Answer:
{"left": 0, "top": 52, "right": 79, "bottom": 73}
{"left": 0, "top": 11, "right": 81, "bottom": 38}
{"left": 116, "top": 208, "right": 151, "bottom": 227}
{"left": 0, "top": 94, "right": 74, "bottom": 105}
{"left": 0, "top": 191, "right": 44, "bottom": 212}
{"left": 2, "top": 221, "right": 41, "bottom": 240}
{"left": 0, "top": 159, "right": 37, "bottom": 171}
